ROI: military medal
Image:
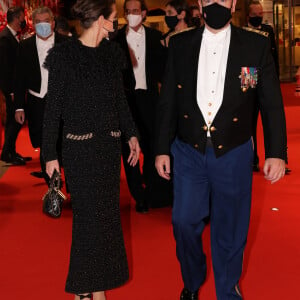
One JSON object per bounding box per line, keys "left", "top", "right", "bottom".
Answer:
{"left": 239, "top": 67, "right": 258, "bottom": 92}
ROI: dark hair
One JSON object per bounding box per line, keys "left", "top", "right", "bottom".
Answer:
{"left": 123, "top": 0, "right": 148, "bottom": 13}
{"left": 166, "top": 0, "right": 191, "bottom": 25}
{"left": 72, "top": 0, "right": 115, "bottom": 29}
{"left": 6, "top": 6, "right": 24, "bottom": 24}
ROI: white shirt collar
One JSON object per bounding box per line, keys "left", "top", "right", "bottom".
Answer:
{"left": 7, "top": 25, "right": 18, "bottom": 38}
{"left": 127, "top": 25, "right": 145, "bottom": 38}
{"left": 36, "top": 32, "right": 55, "bottom": 47}
{"left": 203, "top": 24, "right": 230, "bottom": 42}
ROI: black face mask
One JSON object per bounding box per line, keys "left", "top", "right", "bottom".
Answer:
{"left": 191, "top": 17, "right": 201, "bottom": 28}
{"left": 202, "top": 3, "right": 232, "bottom": 30}
{"left": 165, "top": 15, "right": 179, "bottom": 30}
{"left": 20, "top": 20, "right": 26, "bottom": 30}
{"left": 249, "top": 16, "right": 263, "bottom": 28}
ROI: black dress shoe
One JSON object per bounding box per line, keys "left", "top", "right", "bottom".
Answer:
{"left": 252, "top": 164, "right": 260, "bottom": 172}
{"left": 180, "top": 288, "right": 198, "bottom": 300}
{"left": 30, "top": 171, "right": 45, "bottom": 178}
{"left": 15, "top": 153, "right": 32, "bottom": 161}
{"left": 135, "top": 199, "right": 148, "bottom": 213}
{"left": 1, "top": 153, "right": 26, "bottom": 165}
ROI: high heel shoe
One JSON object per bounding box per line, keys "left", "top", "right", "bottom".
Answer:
{"left": 76, "top": 293, "right": 92, "bottom": 300}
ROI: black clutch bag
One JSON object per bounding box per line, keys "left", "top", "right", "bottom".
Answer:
{"left": 42, "top": 169, "right": 66, "bottom": 218}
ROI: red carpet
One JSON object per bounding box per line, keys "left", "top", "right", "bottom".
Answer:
{"left": 0, "top": 83, "right": 300, "bottom": 299}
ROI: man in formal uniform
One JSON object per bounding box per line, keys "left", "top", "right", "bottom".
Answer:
{"left": 155, "top": 0, "right": 287, "bottom": 299}
{"left": 14, "top": 6, "right": 67, "bottom": 183}
{"left": 0, "top": 6, "right": 31, "bottom": 165}
{"left": 114, "top": 0, "right": 171, "bottom": 212}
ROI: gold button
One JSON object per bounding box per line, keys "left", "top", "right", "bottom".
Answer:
{"left": 208, "top": 103, "right": 212, "bottom": 106}
{"left": 208, "top": 121, "right": 211, "bottom": 125}
{"left": 208, "top": 112, "right": 212, "bottom": 116}
{"left": 218, "top": 145, "right": 223, "bottom": 149}
{"left": 177, "top": 84, "right": 182, "bottom": 89}
{"left": 194, "top": 144, "right": 199, "bottom": 148}
{"left": 183, "top": 114, "right": 189, "bottom": 119}
{"left": 202, "top": 125, "right": 208, "bottom": 131}
{"left": 210, "top": 126, "right": 216, "bottom": 132}
{"left": 233, "top": 117, "right": 239, "bottom": 122}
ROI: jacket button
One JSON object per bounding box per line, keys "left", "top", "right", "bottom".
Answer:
{"left": 202, "top": 125, "right": 208, "bottom": 131}
{"left": 177, "top": 84, "right": 182, "bottom": 89}
{"left": 233, "top": 117, "right": 239, "bottom": 122}
{"left": 194, "top": 144, "right": 199, "bottom": 148}
{"left": 183, "top": 114, "right": 189, "bottom": 119}
{"left": 218, "top": 145, "right": 223, "bottom": 149}
{"left": 210, "top": 126, "right": 216, "bottom": 132}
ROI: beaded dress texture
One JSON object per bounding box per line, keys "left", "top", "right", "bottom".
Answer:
{"left": 42, "top": 39, "right": 137, "bottom": 294}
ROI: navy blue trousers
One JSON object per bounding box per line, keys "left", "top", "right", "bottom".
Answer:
{"left": 171, "top": 138, "right": 253, "bottom": 300}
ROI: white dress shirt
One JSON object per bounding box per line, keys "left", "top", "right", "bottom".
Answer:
{"left": 29, "top": 33, "right": 55, "bottom": 98}
{"left": 126, "top": 26, "right": 147, "bottom": 90}
{"left": 197, "top": 25, "right": 231, "bottom": 136}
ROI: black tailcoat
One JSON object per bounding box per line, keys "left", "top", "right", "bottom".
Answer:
{"left": 14, "top": 33, "right": 68, "bottom": 110}
{"left": 0, "top": 27, "right": 18, "bottom": 95}
{"left": 14, "top": 33, "right": 68, "bottom": 148}
{"left": 156, "top": 25, "right": 287, "bottom": 160}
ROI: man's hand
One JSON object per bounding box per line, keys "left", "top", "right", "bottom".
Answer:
{"left": 15, "top": 111, "right": 25, "bottom": 125}
{"left": 263, "top": 158, "right": 286, "bottom": 184}
{"left": 46, "top": 160, "right": 60, "bottom": 178}
{"left": 155, "top": 155, "right": 171, "bottom": 180}
{"left": 128, "top": 137, "right": 140, "bottom": 167}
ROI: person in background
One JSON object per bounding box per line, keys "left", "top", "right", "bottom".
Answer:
{"left": 54, "top": 15, "right": 72, "bottom": 36}
{"left": 161, "top": 0, "right": 191, "bottom": 47}
{"left": 189, "top": 4, "right": 202, "bottom": 28}
{"left": 246, "top": 0, "right": 290, "bottom": 174}
{"left": 155, "top": 0, "right": 287, "bottom": 299}
{"left": 0, "top": 6, "right": 32, "bottom": 165}
{"left": 14, "top": 6, "right": 68, "bottom": 182}
{"left": 114, "top": 0, "right": 171, "bottom": 212}
{"left": 43, "top": 0, "right": 140, "bottom": 299}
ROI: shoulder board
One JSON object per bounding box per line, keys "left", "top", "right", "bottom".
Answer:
{"left": 169, "top": 26, "right": 196, "bottom": 38}
{"left": 242, "top": 26, "right": 269, "bottom": 37}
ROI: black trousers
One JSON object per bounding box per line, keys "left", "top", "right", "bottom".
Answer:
{"left": 0, "top": 93, "right": 22, "bottom": 159}
{"left": 26, "top": 94, "right": 47, "bottom": 181}
{"left": 27, "top": 93, "right": 64, "bottom": 185}
{"left": 122, "top": 89, "right": 173, "bottom": 207}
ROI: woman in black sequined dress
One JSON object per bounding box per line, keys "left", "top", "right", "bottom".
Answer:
{"left": 42, "top": 1, "right": 140, "bottom": 299}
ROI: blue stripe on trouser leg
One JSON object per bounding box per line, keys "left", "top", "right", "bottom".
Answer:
{"left": 171, "top": 138, "right": 253, "bottom": 299}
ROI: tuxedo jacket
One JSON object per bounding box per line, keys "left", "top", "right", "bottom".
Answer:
{"left": 155, "top": 25, "right": 287, "bottom": 160}
{"left": 14, "top": 33, "right": 68, "bottom": 110}
{"left": 0, "top": 27, "right": 19, "bottom": 96}
{"left": 114, "top": 25, "right": 166, "bottom": 96}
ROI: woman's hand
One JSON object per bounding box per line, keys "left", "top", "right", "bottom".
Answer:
{"left": 128, "top": 137, "right": 140, "bottom": 167}
{"left": 46, "top": 159, "right": 60, "bottom": 178}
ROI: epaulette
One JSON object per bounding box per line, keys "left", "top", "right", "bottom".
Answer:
{"left": 242, "top": 26, "right": 269, "bottom": 37}
{"left": 169, "top": 26, "right": 196, "bottom": 39}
